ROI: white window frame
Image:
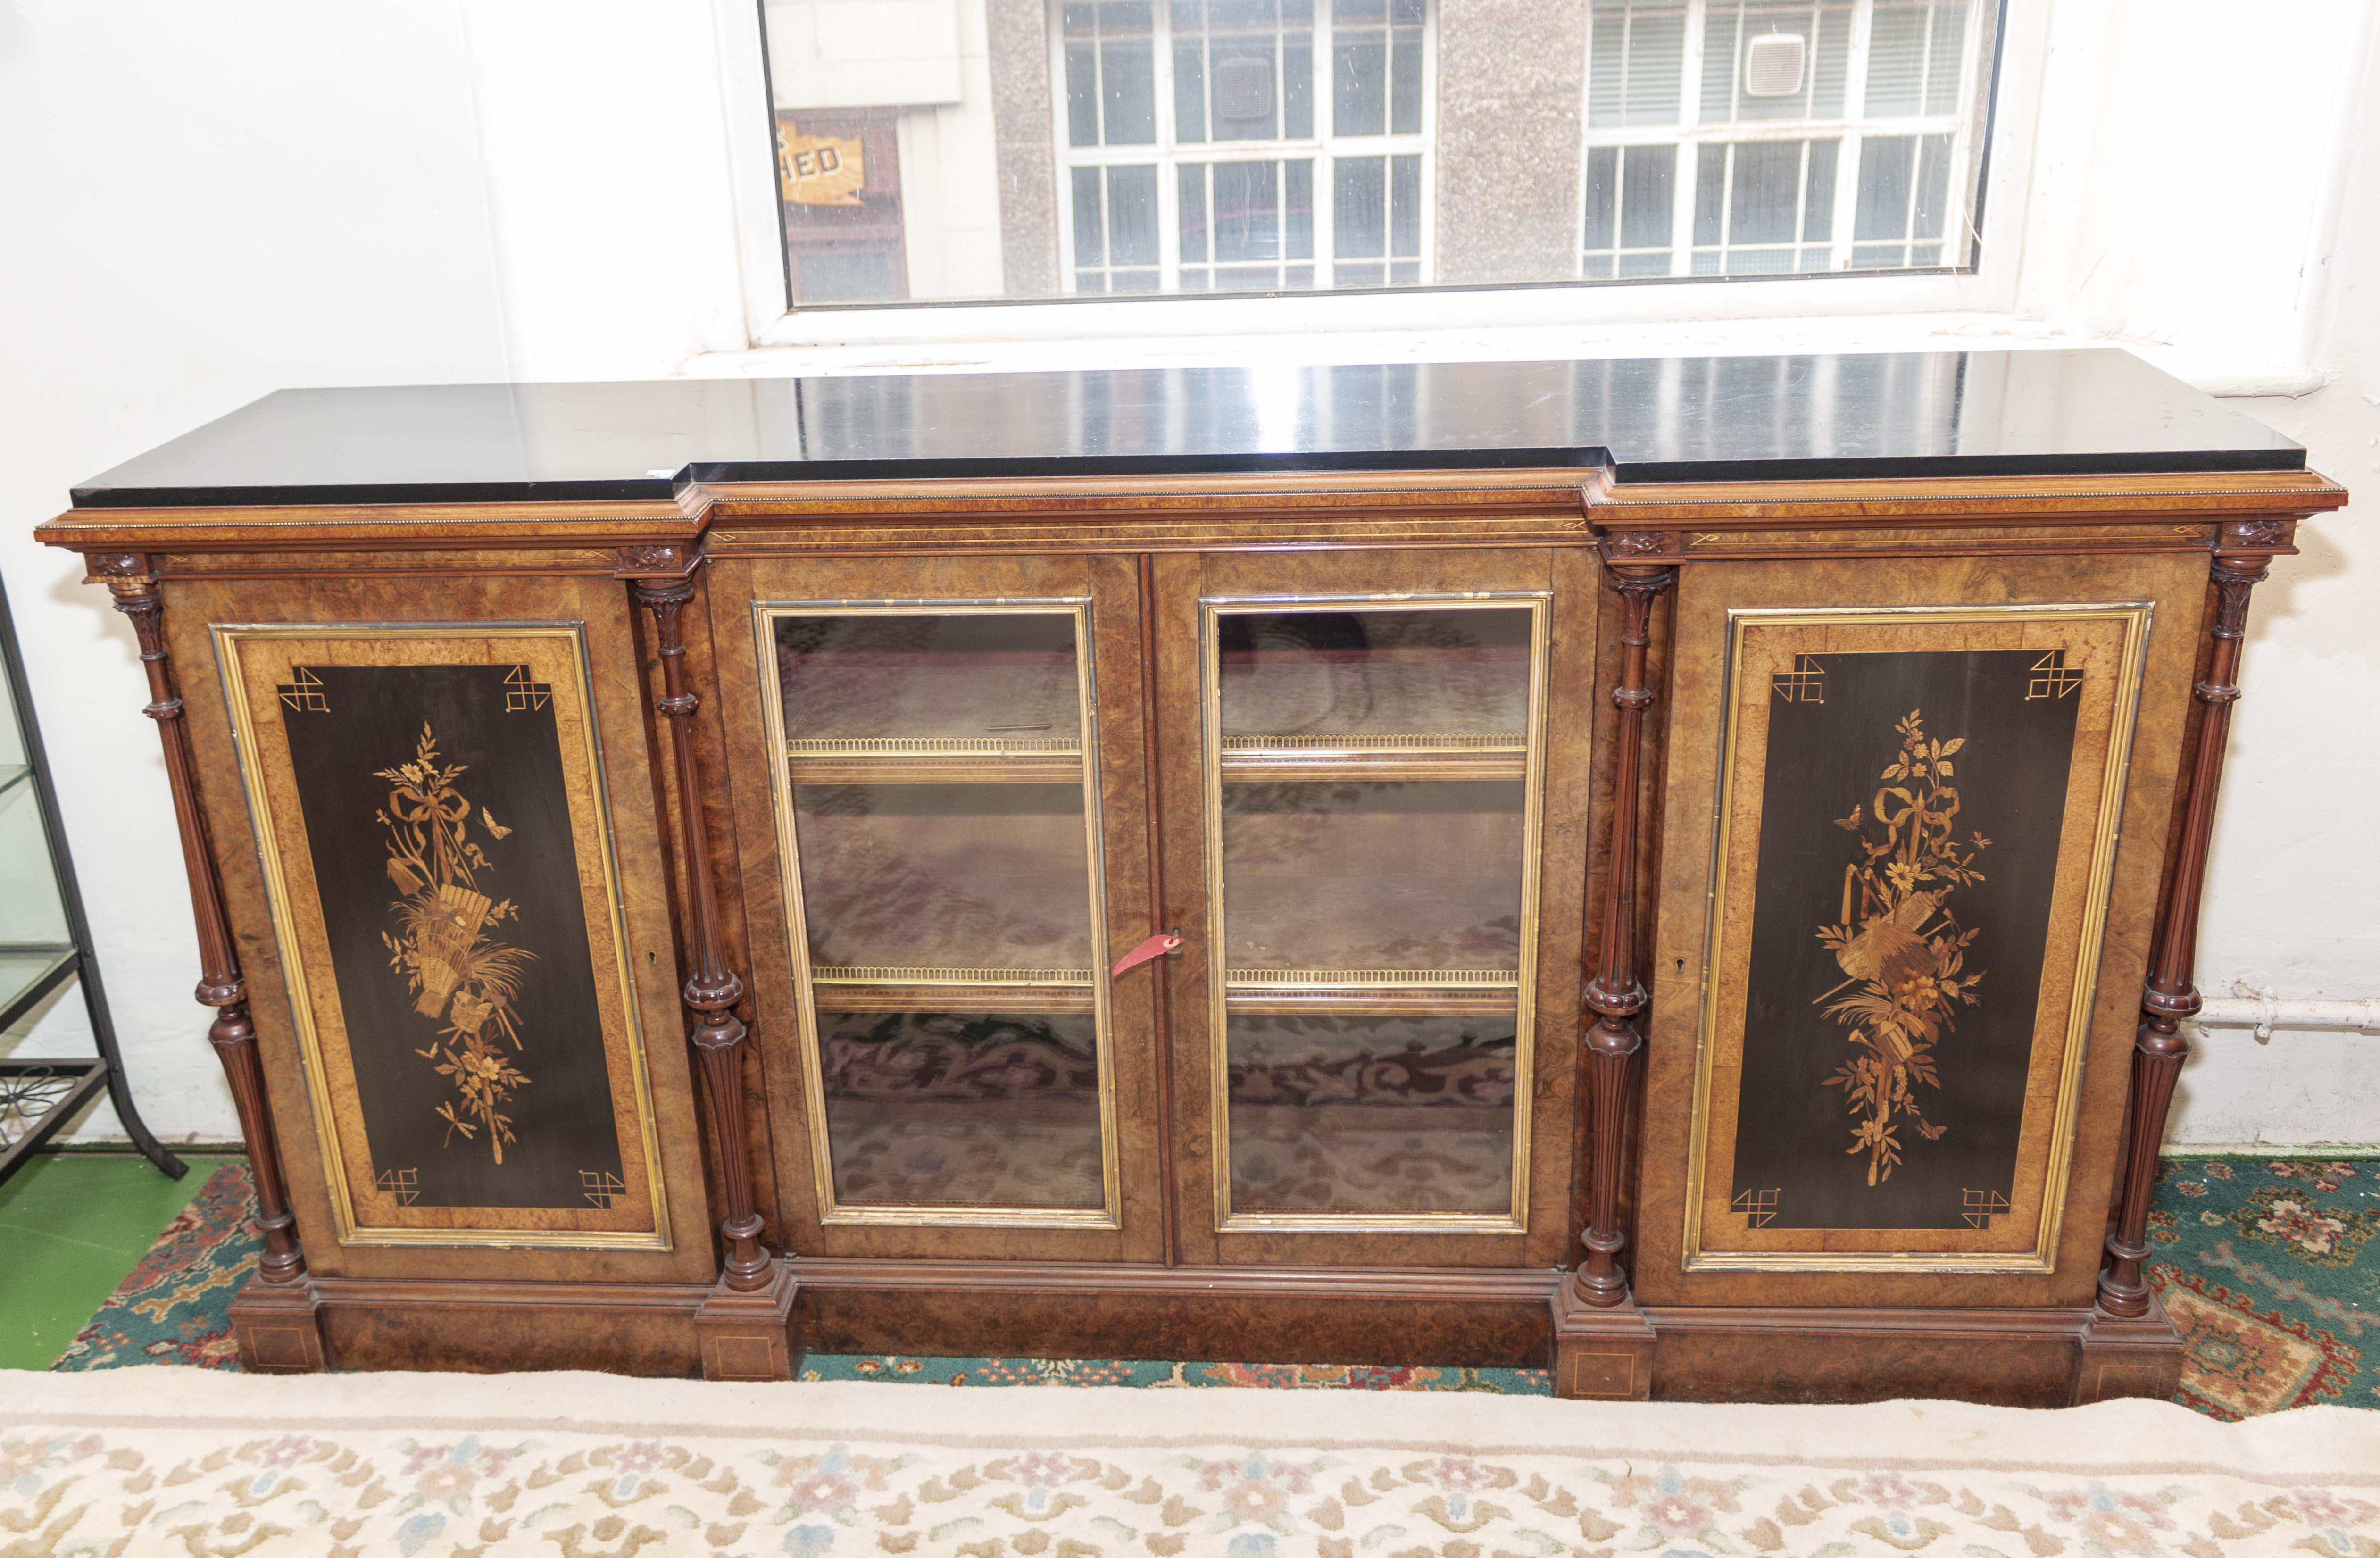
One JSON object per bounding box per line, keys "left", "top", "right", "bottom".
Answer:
{"left": 1579, "top": 0, "right": 1994, "bottom": 280}
{"left": 704, "top": 0, "right": 2050, "bottom": 370}
{"left": 1048, "top": 0, "right": 1436, "bottom": 296}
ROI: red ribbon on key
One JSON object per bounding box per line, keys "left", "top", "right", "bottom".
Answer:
{"left": 1110, "top": 931, "right": 1182, "bottom": 979}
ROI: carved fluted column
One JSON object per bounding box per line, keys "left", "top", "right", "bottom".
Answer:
{"left": 627, "top": 566, "right": 769, "bottom": 1291}
{"left": 1574, "top": 547, "right": 1676, "bottom": 1308}
{"left": 619, "top": 546, "right": 798, "bottom": 1379}
{"left": 2097, "top": 520, "right": 2289, "bottom": 1317}
{"left": 1552, "top": 532, "right": 1676, "bottom": 1399}
{"left": 92, "top": 554, "right": 307, "bottom": 1288}
{"left": 2073, "top": 518, "right": 2296, "bottom": 1402}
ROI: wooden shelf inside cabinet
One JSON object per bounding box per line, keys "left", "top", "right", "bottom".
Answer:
{"left": 1218, "top": 733, "right": 1526, "bottom": 783}
{"left": 785, "top": 735, "right": 1084, "bottom": 785}
{"left": 1223, "top": 969, "right": 1521, "bottom": 1018}
{"left": 810, "top": 969, "right": 1098, "bottom": 1015}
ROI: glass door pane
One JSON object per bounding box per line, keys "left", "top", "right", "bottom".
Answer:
{"left": 1203, "top": 598, "right": 1547, "bottom": 1228}
{"left": 763, "top": 605, "right": 1115, "bottom": 1224}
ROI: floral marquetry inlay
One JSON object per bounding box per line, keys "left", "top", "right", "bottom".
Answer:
{"left": 1816, "top": 710, "right": 1990, "bottom": 1187}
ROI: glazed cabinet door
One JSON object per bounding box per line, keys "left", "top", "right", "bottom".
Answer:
{"left": 711, "top": 554, "right": 1165, "bottom": 1262}
{"left": 1154, "top": 549, "right": 1593, "bottom": 1269}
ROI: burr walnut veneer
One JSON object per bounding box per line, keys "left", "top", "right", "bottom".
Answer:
{"left": 39, "top": 350, "right": 2344, "bottom": 1402}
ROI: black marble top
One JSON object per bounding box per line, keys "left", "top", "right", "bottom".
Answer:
{"left": 68, "top": 349, "right": 2304, "bottom": 509}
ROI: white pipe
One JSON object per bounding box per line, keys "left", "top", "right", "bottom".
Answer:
{"left": 2189, "top": 981, "right": 2380, "bottom": 1043}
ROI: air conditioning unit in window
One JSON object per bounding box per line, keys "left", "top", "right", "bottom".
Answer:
{"left": 1743, "top": 32, "right": 1806, "bottom": 98}
{"left": 1213, "top": 56, "right": 1273, "bottom": 122}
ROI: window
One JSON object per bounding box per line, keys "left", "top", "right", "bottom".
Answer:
{"left": 1057, "top": 0, "right": 1429, "bottom": 294}
{"left": 1581, "top": 0, "right": 1991, "bottom": 279}
{"left": 749, "top": 0, "right": 2000, "bottom": 308}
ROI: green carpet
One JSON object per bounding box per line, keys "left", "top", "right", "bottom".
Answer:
{"left": 32, "top": 1153, "right": 2380, "bottom": 1414}
{"left": 0, "top": 1151, "right": 227, "bottom": 1370}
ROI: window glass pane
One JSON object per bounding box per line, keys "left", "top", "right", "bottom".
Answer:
{"left": 1175, "top": 41, "right": 1208, "bottom": 141}
{"left": 1588, "top": 15, "right": 1624, "bottom": 129}
{"left": 1391, "top": 24, "right": 1423, "bottom": 134}
{"left": 1064, "top": 43, "right": 1101, "bottom": 147}
{"left": 1335, "top": 34, "right": 1387, "bottom": 134}
{"left": 1286, "top": 158, "right": 1315, "bottom": 257}
{"left": 1728, "top": 139, "right": 1801, "bottom": 244}
{"left": 767, "top": 0, "right": 1999, "bottom": 302}
{"left": 1924, "top": 0, "right": 1970, "bottom": 114}
{"left": 1071, "top": 166, "right": 1106, "bottom": 265}
{"left": 1855, "top": 133, "right": 1915, "bottom": 241}
{"left": 1285, "top": 33, "right": 1315, "bottom": 136}
{"left": 1865, "top": 4, "right": 1926, "bottom": 116}
{"left": 1107, "top": 164, "right": 1160, "bottom": 264}
{"left": 1215, "top": 160, "right": 1282, "bottom": 260}
{"left": 1583, "top": 145, "right": 1618, "bottom": 250}
{"left": 1811, "top": 8, "right": 1849, "bottom": 116}
{"left": 1390, "top": 153, "right": 1421, "bottom": 257}
{"left": 1803, "top": 138, "right": 1839, "bottom": 241}
{"left": 1620, "top": 143, "right": 1674, "bottom": 250}
{"left": 1335, "top": 154, "right": 1386, "bottom": 257}
{"left": 1699, "top": 6, "right": 1739, "bottom": 122}
{"left": 1102, "top": 36, "right": 1157, "bottom": 143}
{"left": 1914, "top": 131, "right": 1953, "bottom": 243}
{"left": 1693, "top": 142, "right": 1725, "bottom": 246}
{"left": 1180, "top": 164, "right": 1211, "bottom": 260}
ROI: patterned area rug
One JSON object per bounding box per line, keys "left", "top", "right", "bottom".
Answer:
{"left": 8, "top": 1367, "right": 2380, "bottom": 1558}
{"left": 2146, "top": 1156, "right": 2379, "bottom": 1418}
{"left": 51, "top": 1157, "right": 2380, "bottom": 1416}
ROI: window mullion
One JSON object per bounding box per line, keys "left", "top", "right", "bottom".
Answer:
{"left": 1830, "top": 0, "right": 1874, "bottom": 269}
{"left": 1050, "top": 0, "right": 1081, "bottom": 292}
{"left": 1418, "top": 0, "right": 1438, "bottom": 282}
{"left": 1315, "top": 4, "right": 1335, "bottom": 276}
{"left": 1671, "top": 0, "right": 1708, "bottom": 275}
{"left": 1155, "top": 3, "right": 1181, "bottom": 292}
{"left": 1792, "top": 139, "right": 1810, "bottom": 270}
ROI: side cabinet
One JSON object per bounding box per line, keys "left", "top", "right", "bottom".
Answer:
{"left": 38, "top": 425, "right": 2345, "bottom": 1404}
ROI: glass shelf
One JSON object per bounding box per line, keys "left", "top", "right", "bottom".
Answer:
{"left": 1218, "top": 732, "right": 1526, "bottom": 782}
{"left": 0, "top": 572, "right": 183, "bottom": 1184}
{"left": 0, "top": 946, "right": 77, "bottom": 1028}
{"left": 0, "top": 1058, "right": 108, "bottom": 1157}
{"left": 785, "top": 736, "right": 1085, "bottom": 785}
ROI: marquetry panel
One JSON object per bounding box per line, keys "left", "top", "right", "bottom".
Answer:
{"left": 213, "top": 625, "right": 669, "bottom": 1249}
{"left": 1682, "top": 603, "right": 2152, "bottom": 1273}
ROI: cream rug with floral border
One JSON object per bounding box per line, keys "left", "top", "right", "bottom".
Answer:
{"left": 4, "top": 1366, "right": 2376, "bottom": 1557}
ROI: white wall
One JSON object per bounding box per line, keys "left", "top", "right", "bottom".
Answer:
{"left": 5, "top": 0, "right": 2378, "bottom": 1148}
{"left": 0, "top": 1, "right": 735, "bottom": 1141}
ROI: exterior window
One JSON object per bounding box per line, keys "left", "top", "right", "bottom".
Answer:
{"left": 1054, "top": 0, "right": 1431, "bottom": 295}
{"left": 1581, "top": 0, "right": 1990, "bottom": 278}
{"left": 751, "top": 0, "right": 2001, "bottom": 306}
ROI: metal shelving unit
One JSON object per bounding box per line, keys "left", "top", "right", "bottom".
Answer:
{"left": 0, "top": 574, "right": 184, "bottom": 1187}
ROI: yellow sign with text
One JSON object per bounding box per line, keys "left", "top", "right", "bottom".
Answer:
{"left": 778, "top": 131, "right": 866, "bottom": 207}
